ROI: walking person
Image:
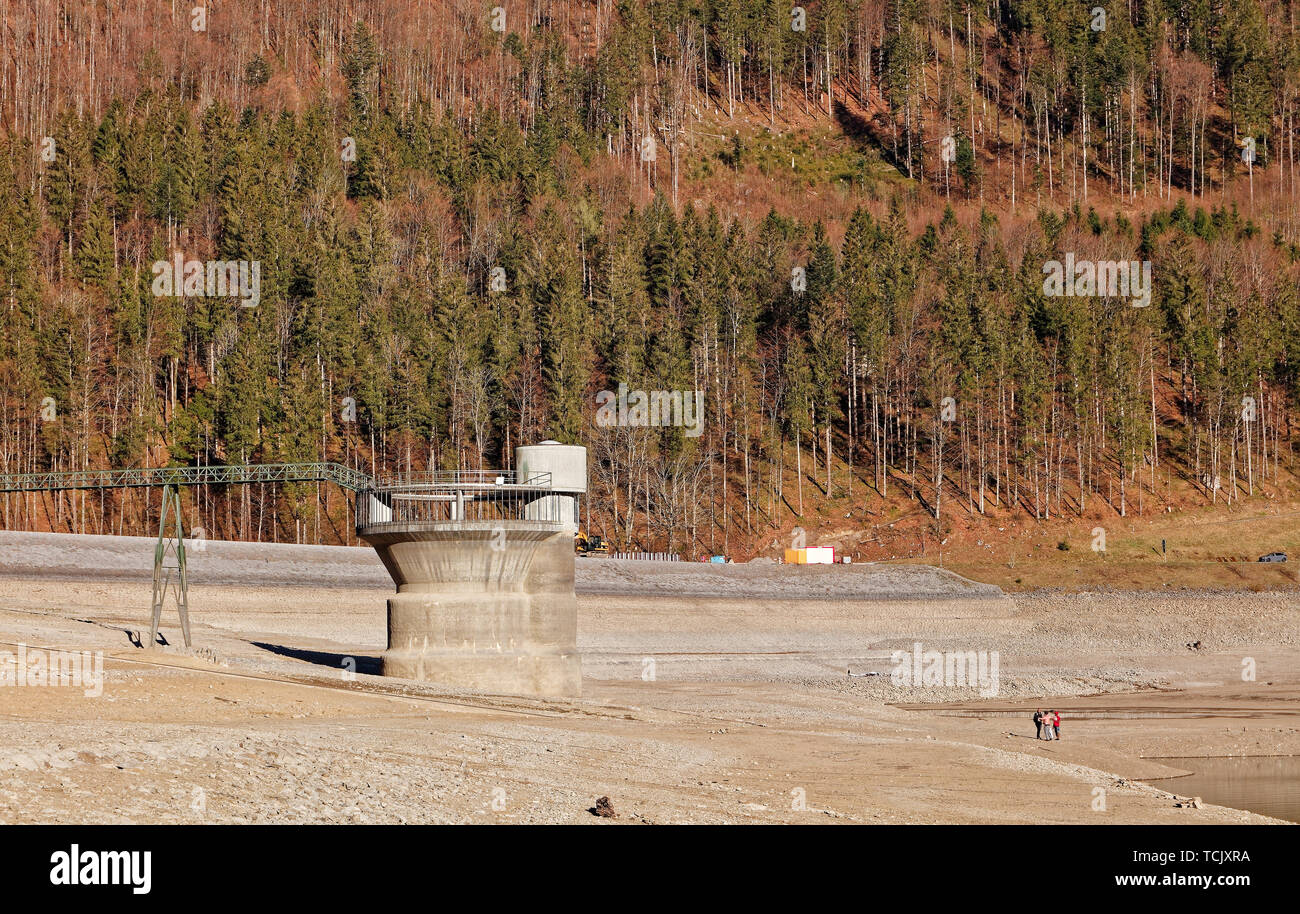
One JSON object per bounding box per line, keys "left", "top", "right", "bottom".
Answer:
{"left": 1033, "top": 709, "right": 1044, "bottom": 740}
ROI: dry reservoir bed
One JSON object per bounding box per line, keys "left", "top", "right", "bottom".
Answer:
{"left": 0, "top": 531, "right": 1295, "bottom": 824}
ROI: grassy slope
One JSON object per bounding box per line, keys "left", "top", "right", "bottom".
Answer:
{"left": 736, "top": 451, "right": 1300, "bottom": 591}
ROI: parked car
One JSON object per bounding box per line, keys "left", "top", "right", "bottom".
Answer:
{"left": 1258, "top": 552, "right": 1287, "bottom": 563}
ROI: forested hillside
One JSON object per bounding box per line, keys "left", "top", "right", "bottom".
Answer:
{"left": 2, "top": 0, "right": 1300, "bottom": 558}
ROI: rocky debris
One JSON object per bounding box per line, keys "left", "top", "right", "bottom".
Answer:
{"left": 590, "top": 796, "right": 616, "bottom": 818}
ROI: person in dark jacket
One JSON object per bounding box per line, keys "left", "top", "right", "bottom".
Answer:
{"left": 1033, "top": 709, "right": 1044, "bottom": 740}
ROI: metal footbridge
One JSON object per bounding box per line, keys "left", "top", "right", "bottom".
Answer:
{"left": 0, "top": 463, "right": 560, "bottom": 649}
{"left": 0, "top": 462, "right": 372, "bottom": 494}
{"left": 0, "top": 463, "right": 375, "bottom": 649}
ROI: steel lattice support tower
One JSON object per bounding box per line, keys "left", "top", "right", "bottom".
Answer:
{"left": 148, "top": 485, "right": 191, "bottom": 649}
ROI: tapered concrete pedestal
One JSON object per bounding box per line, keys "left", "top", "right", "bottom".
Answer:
{"left": 361, "top": 522, "right": 581, "bottom": 698}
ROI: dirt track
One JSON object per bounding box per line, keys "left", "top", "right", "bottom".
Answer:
{"left": 0, "top": 532, "right": 1295, "bottom": 824}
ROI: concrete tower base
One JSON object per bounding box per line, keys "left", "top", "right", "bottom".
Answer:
{"left": 363, "top": 524, "right": 581, "bottom": 698}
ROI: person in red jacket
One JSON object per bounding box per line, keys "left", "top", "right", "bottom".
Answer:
{"left": 1051, "top": 710, "right": 1061, "bottom": 740}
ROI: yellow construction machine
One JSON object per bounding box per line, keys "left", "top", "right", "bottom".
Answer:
{"left": 575, "top": 530, "right": 612, "bottom": 556}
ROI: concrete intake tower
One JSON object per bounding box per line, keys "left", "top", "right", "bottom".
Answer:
{"left": 356, "top": 442, "right": 585, "bottom": 698}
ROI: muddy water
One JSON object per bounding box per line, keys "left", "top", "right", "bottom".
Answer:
{"left": 1149, "top": 756, "right": 1300, "bottom": 823}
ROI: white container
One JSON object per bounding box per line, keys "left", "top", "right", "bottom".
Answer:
{"left": 515, "top": 441, "right": 587, "bottom": 492}
{"left": 515, "top": 440, "right": 586, "bottom": 533}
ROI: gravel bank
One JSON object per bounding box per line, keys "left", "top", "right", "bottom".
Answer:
{"left": 0, "top": 530, "right": 1009, "bottom": 603}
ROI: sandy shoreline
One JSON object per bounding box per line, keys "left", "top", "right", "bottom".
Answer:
{"left": 0, "top": 532, "right": 1295, "bottom": 824}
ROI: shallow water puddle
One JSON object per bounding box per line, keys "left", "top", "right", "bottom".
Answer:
{"left": 1147, "top": 756, "right": 1300, "bottom": 823}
